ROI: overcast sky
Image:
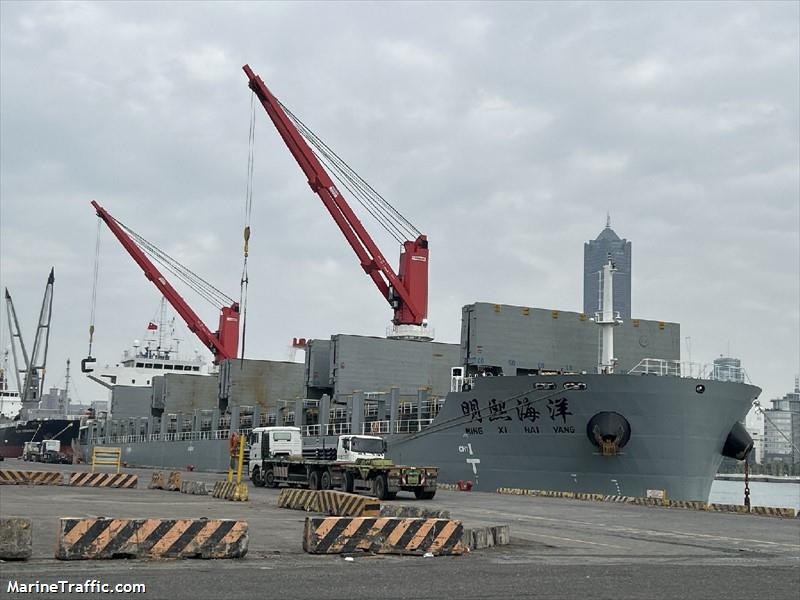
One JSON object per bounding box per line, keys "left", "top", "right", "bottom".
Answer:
{"left": 1, "top": 1, "right": 798, "bottom": 410}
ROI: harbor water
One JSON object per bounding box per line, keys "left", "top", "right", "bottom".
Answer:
{"left": 709, "top": 479, "right": 800, "bottom": 510}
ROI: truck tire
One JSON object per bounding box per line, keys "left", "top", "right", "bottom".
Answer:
{"left": 264, "top": 467, "right": 277, "bottom": 488}
{"left": 344, "top": 472, "right": 355, "bottom": 493}
{"left": 251, "top": 466, "right": 265, "bottom": 487}
{"left": 309, "top": 470, "right": 321, "bottom": 490}
{"left": 414, "top": 489, "right": 436, "bottom": 500}
{"left": 373, "top": 474, "right": 389, "bottom": 500}
{"left": 320, "top": 470, "right": 332, "bottom": 490}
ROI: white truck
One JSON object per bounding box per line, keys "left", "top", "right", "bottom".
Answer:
{"left": 247, "top": 426, "right": 438, "bottom": 500}
{"left": 22, "top": 440, "right": 66, "bottom": 463}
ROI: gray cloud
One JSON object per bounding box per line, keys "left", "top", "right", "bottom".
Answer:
{"left": 1, "top": 1, "right": 797, "bottom": 406}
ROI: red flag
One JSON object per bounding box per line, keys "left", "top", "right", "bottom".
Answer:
{"left": 147, "top": 322, "right": 158, "bottom": 330}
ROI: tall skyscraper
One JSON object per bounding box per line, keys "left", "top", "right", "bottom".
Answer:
{"left": 583, "top": 216, "right": 632, "bottom": 319}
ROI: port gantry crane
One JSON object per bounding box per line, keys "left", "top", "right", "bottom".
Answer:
{"left": 242, "top": 65, "right": 432, "bottom": 340}
{"left": 87, "top": 201, "right": 240, "bottom": 366}
{"left": 4, "top": 268, "right": 55, "bottom": 405}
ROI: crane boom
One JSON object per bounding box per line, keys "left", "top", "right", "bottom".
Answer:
{"left": 242, "top": 65, "right": 429, "bottom": 329}
{"left": 91, "top": 201, "right": 239, "bottom": 364}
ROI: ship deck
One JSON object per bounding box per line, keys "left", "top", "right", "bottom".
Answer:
{"left": 1, "top": 460, "right": 798, "bottom": 599}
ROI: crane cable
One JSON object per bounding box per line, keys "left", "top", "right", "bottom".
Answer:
{"left": 279, "top": 102, "right": 421, "bottom": 244}
{"left": 87, "top": 219, "right": 101, "bottom": 356}
{"left": 240, "top": 92, "right": 256, "bottom": 364}
{"left": 114, "top": 220, "right": 234, "bottom": 309}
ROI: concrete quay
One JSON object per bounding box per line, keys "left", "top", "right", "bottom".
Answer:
{"left": 1, "top": 460, "right": 798, "bottom": 599}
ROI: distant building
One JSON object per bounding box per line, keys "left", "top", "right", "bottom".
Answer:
{"left": 762, "top": 378, "right": 800, "bottom": 464}
{"left": 747, "top": 426, "right": 764, "bottom": 464}
{"left": 39, "top": 386, "right": 68, "bottom": 415}
{"left": 712, "top": 356, "right": 745, "bottom": 383}
{"left": 584, "top": 217, "right": 632, "bottom": 319}
{"left": 91, "top": 400, "right": 110, "bottom": 414}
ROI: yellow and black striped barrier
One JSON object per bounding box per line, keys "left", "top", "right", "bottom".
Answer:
{"left": 303, "top": 516, "right": 466, "bottom": 556}
{"left": 212, "top": 481, "right": 248, "bottom": 502}
{"left": 277, "top": 488, "right": 320, "bottom": 511}
{"left": 55, "top": 517, "right": 248, "bottom": 560}
{"left": 0, "top": 470, "right": 63, "bottom": 486}
{"left": 167, "top": 471, "right": 182, "bottom": 492}
{"left": 496, "top": 487, "right": 798, "bottom": 518}
{"left": 27, "top": 471, "right": 63, "bottom": 486}
{"left": 748, "top": 506, "right": 797, "bottom": 518}
{"left": 317, "top": 490, "right": 380, "bottom": 517}
{"left": 0, "top": 469, "right": 29, "bottom": 485}
{"left": 148, "top": 471, "right": 166, "bottom": 490}
{"left": 68, "top": 472, "right": 138, "bottom": 489}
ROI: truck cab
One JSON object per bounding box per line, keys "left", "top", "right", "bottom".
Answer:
{"left": 248, "top": 427, "right": 302, "bottom": 486}
{"left": 336, "top": 435, "right": 387, "bottom": 463}
{"left": 22, "top": 441, "right": 41, "bottom": 461}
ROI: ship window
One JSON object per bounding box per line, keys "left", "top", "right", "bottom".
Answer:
{"left": 174, "top": 365, "right": 184, "bottom": 371}
{"left": 535, "top": 383, "right": 556, "bottom": 390}
{"left": 153, "top": 364, "right": 163, "bottom": 369}
{"left": 164, "top": 364, "right": 173, "bottom": 370}
{"left": 131, "top": 379, "right": 135, "bottom": 384}
{"left": 563, "top": 382, "right": 587, "bottom": 391}
{"left": 192, "top": 367, "right": 199, "bottom": 372}
{"left": 145, "top": 363, "right": 153, "bottom": 369}
{"left": 136, "top": 362, "right": 144, "bottom": 368}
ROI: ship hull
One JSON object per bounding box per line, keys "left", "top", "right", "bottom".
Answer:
{"left": 388, "top": 374, "right": 760, "bottom": 501}
{"left": 0, "top": 418, "right": 81, "bottom": 459}
{"left": 82, "top": 374, "right": 760, "bottom": 501}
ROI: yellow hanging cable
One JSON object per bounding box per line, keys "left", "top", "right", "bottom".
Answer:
{"left": 240, "top": 92, "right": 256, "bottom": 364}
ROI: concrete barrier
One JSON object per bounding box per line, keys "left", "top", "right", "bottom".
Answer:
{"left": 0, "top": 469, "right": 28, "bottom": 485}
{"left": 0, "top": 518, "right": 32, "bottom": 560}
{"left": 303, "top": 516, "right": 466, "bottom": 556}
{"left": 379, "top": 505, "right": 451, "bottom": 519}
{"left": 495, "top": 487, "right": 797, "bottom": 518}
{"left": 706, "top": 503, "right": 750, "bottom": 514}
{"left": 462, "top": 525, "right": 510, "bottom": 550}
{"left": 55, "top": 517, "right": 248, "bottom": 560}
{"left": 0, "top": 470, "right": 63, "bottom": 486}
{"left": 148, "top": 471, "right": 166, "bottom": 490}
{"left": 277, "top": 488, "right": 319, "bottom": 511}
{"left": 747, "top": 506, "right": 797, "bottom": 518}
{"left": 317, "top": 490, "right": 380, "bottom": 517}
{"left": 69, "top": 473, "right": 138, "bottom": 488}
{"left": 167, "top": 471, "right": 182, "bottom": 492}
{"left": 211, "top": 481, "right": 248, "bottom": 502}
{"left": 180, "top": 480, "right": 210, "bottom": 496}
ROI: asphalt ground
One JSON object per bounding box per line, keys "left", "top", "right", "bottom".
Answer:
{"left": 1, "top": 459, "right": 798, "bottom": 599}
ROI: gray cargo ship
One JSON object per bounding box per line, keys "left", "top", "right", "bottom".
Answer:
{"left": 81, "top": 259, "right": 759, "bottom": 501}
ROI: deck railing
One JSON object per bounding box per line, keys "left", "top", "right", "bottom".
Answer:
{"left": 628, "top": 358, "right": 749, "bottom": 382}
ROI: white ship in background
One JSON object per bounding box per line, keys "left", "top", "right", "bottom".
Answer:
{"left": 87, "top": 300, "right": 210, "bottom": 399}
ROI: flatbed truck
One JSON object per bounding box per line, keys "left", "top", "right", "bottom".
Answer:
{"left": 247, "top": 426, "right": 437, "bottom": 500}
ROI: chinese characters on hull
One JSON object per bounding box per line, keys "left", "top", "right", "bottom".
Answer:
{"left": 461, "top": 396, "right": 576, "bottom": 435}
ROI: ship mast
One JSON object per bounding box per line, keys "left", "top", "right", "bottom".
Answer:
{"left": 595, "top": 255, "right": 622, "bottom": 374}
{"left": 63, "top": 358, "right": 71, "bottom": 417}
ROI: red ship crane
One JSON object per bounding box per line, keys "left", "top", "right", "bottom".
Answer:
{"left": 243, "top": 65, "right": 431, "bottom": 339}
{"left": 90, "top": 200, "right": 240, "bottom": 364}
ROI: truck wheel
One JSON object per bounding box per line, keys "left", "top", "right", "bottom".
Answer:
{"left": 251, "top": 466, "right": 265, "bottom": 487}
{"left": 264, "top": 467, "right": 277, "bottom": 488}
{"left": 320, "top": 470, "right": 332, "bottom": 490}
{"left": 344, "top": 472, "right": 355, "bottom": 493}
{"left": 373, "top": 474, "right": 389, "bottom": 500}
{"left": 309, "top": 470, "right": 321, "bottom": 490}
